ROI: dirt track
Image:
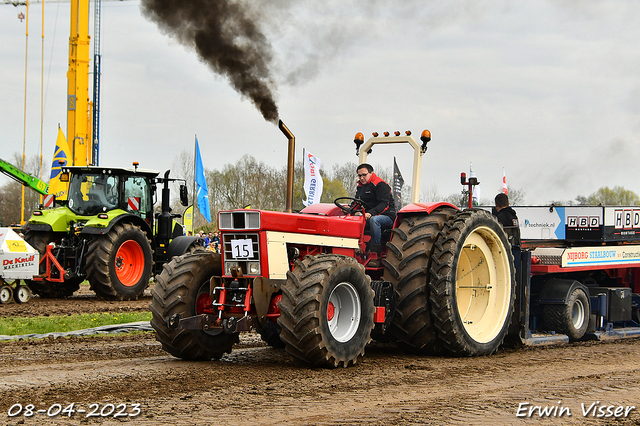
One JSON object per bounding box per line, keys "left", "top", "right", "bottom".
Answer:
{"left": 2, "top": 289, "right": 640, "bottom": 425}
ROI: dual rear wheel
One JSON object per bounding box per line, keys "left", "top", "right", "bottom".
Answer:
{"left": 385, "top": 208, "right": 516, "bottom": 356}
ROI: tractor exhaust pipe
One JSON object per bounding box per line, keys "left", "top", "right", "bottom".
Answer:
{"left": 279, "top": 120, "right": 295, "bottom": 213}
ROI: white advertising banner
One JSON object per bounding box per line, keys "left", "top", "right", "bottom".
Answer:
{"left": 303, "top": 149, "right": 323, "bottom": 207}
{"left": 562, "top": 245, "right": 640, "bottom": 268}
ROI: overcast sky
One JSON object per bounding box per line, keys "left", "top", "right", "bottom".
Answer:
{"left": 1, "top": 0, "right": 639, "bottom": 206}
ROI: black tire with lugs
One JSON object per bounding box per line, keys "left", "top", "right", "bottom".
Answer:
{"left": 382, "top": 208, "right": 456, "bottom": 354}
{"left": 429, "top": 209, "right": 515, "bottom": 356}
{"left": 277, "top": 254, "right": 375, "bottom": 368}
{"left": 85, "top": 222, "right": 153, "bottom": 300}
{"left": 150, "top": 251, "right": 238, "bottom": 360}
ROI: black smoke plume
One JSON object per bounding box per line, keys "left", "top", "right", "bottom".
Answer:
{"left": 140, "top": 0, "right": 279, "bottom": 123}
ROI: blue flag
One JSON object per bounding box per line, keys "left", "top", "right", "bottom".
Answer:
{"left": 195, "top": 138, "right": 211, "bottom": 222}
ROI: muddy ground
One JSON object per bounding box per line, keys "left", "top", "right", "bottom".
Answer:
{"left": 1, "top": 286, "right": 640, "bottom": 425}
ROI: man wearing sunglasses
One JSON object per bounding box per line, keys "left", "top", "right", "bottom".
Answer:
{"left": 354, "top": 163, "right": 396, "bottom": 251}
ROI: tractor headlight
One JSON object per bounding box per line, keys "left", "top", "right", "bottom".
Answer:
{"left": 225, "top": 261, "right": 239, "bottom": 275}
{"left": 247, "top": 262, "right": 260, "bottom": 275}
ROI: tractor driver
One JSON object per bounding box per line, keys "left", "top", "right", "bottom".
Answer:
{"left": 354, "top": 163, "right": 396, "bottom": 251}
{"left": 89, "top": 176, "right": 116, "bottom": 208}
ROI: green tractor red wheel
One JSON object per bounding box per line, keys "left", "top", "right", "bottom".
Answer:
{"left": 85, "top": 222, "right": 153, "bottom": 300}
{"left": 114, "top": 240, "right": 146, "bottom": 287}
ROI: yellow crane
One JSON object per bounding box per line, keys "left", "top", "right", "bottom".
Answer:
{"left": 66, "top": 0, "right": 93, "bottom": 167}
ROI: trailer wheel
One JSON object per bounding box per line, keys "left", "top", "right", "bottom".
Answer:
{"left": 86, "top": 222, "right": 153, "bottom": 300}
{"left": 429, "top": 209, "right": 515, "bottom": 356}
{"left": 150, "top": 251, "right": 239, "bottom": 360}
{"left": 544, "top": 288, "right": 590, "bottom": 341}
{"left": 14, "top": 284, "right": 31, "bottom": 304}
{"left": 278, "top": 254, "right": 375, "bottom": 368}
{"left": 0, "top": 285, "right": 13, "bottom": 304}
{"left": 382, "top": 208, "right": 456, "bottom": 354}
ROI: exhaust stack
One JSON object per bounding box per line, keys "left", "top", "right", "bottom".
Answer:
{"left": 279, "top": 120, "right": 295, "bottom": 213}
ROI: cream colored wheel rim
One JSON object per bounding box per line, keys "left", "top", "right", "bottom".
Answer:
{"left": 455, "top": 226, "right": 511, "bottom": 343}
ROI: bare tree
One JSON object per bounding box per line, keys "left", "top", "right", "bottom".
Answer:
{"left": 331, "top": 162, "right": 358, "bottom": 196}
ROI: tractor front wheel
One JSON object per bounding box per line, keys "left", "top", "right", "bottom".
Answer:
{"left": 150, "top": 251, "right": 238, "bottom": 360}
{"left": 278, "top": 254, "right": 375, "bottom": 368}
{"left": 86, "top": 223, "right": 153, "bottom": 300}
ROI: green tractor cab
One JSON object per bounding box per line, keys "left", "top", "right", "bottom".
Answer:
{"left": 24, "top": 165, "right": 200, "bottom": 300}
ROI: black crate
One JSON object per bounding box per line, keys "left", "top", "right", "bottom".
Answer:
{"left": 609, "top": 288, "right": 632, "bottom": 322}
{"left": 588, "top": 287, "right": 632, "bottom": 322}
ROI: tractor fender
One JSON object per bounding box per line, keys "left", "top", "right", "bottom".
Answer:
{"left": 537, "top": 279, "right": 589, "bottom": 305}
{"left": 395, "top": 202, "right": 459, "bottom": 226}
{"left": 167, "top": 236, "right": 204, "bottom": 258}
{"left": 82, "top": 213, "right": 153, "bottom": 239}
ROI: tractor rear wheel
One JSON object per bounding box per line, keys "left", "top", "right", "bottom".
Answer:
{"left": 278, "top": 254, "right": 375, "bottom": 368}
{"left": 150, "top": 251, "right": 238, "bottom": 360}
{"left": 429, "top": 209, "right": 515, "bottom": 356}
{"left": 23, "top": 231, "right": 80, "bottom": 298}
{"left": 382, "top": 208, "right": 456, "bottom": 354}
{"left": 86, "top": 222, "right": 153, "bottom": 300}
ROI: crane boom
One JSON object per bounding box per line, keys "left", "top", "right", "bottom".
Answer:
{"left": 0, "top": 158, "right": 48, "bottom": 195}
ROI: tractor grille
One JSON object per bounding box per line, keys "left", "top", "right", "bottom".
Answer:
{"left": 219, "top": 211, "right": 260, "bottom": 230}
{"left": 222, "top": 233, "right": 260, "bottom": 276}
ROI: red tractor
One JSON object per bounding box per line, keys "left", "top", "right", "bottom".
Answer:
{"left": 150, "top": 122, "right": 515, "bottom": 367}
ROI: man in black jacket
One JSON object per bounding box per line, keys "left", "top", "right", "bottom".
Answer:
{"left": 354, "top": 163, "right": 396, "bottom": 248}
{"left": 494, "top": 193, "right": 520, "bottom": 248}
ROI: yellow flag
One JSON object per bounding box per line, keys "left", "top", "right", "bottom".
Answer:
{"left": 48, "top": 127, "right": 72, "bottom": 200}
{"left": 183, "top": 205, "right": 194, "bottom": 235}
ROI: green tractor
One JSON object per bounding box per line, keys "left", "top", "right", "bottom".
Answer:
{"left": 23, "top": 164, "right": 202, "bottom": 300}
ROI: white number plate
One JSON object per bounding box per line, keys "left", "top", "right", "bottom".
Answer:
{"left": 230, "top": 239, "right": 253, "bottom": 259}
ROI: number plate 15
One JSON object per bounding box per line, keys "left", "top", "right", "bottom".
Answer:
{"left": 230, "top": 239, "right": 254, "bottom": 259}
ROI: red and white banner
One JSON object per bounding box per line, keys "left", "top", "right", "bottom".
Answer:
{"left": 43, "top": 194, "right": 55, "bottom": 208}
{"left": 502, "top": 168, "right": 508, "bottom": 195}
{"left": 128, "top": 197, "right": 140, "bottom": 211}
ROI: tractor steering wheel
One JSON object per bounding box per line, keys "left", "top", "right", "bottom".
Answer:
{"left": 334, "top": 197, "right": 366, "bottom": 215}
